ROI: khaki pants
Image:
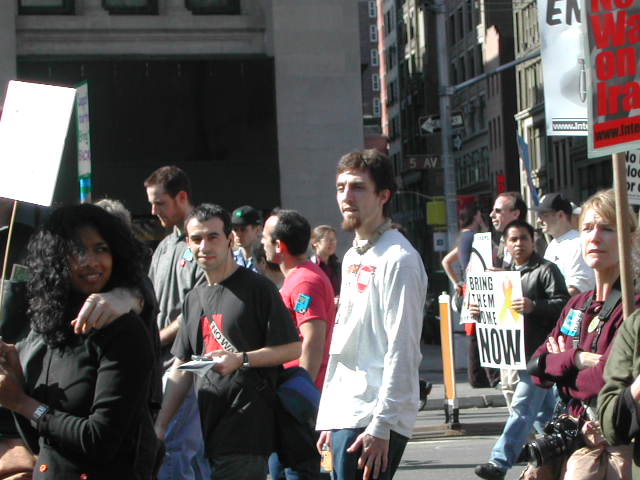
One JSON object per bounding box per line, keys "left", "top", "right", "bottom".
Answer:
{"left": 501, "top": 368, "right": 520, "bottom": 413}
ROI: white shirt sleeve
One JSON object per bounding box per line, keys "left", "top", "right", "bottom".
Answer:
{"left": 364, "top": 261, "right": 428, "bottom": 439}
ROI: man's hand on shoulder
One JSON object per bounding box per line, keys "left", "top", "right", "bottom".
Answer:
{"left": 72, "top": 287, "right": 143, "bottom": 334}
{"left": 346, "top": 432, "right": 389, "bottom": 480}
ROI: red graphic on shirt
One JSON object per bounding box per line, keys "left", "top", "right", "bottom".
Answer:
{"left": 201, "top": 314, "right": 225, "bottom": 353}
{"left": 356, "top": 265, "right": 375, "bottom": 293}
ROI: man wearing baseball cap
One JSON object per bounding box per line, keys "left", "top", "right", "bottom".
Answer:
{"left": 231, "top": 205, "right": 262, "bottom": 273}
{"left": 532, "top": 193, "right": 595, "bottom": 296}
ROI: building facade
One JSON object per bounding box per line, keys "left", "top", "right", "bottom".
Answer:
{"left": 358, "top": 0, "right": 386, "bottom": 150}
{"left": 513, "top": 0, "right": 611, "bottom": 212}
{"left": 0, "top": 0, "right": 363, "bottom": 236}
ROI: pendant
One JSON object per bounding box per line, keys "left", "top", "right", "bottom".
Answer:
{"left": 587, "top": 315, "right": 601, "bottom": 334}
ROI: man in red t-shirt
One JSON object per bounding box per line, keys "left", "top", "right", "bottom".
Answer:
{"left": 262, "top": 209, "right": 336, "bottom": 390}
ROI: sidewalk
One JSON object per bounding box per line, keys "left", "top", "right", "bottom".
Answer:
{"left": 419, "top": 342, "right": 507, "bottom": 411}
{"left": 413, "top": 342, "right": 508, "bottom": 440}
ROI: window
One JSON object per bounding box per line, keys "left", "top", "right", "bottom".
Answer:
{"left": 369, "top": 0, "right": 377, "bottom": 18}
{"left": 373, "top": 97, "right": 381, "bottom": 117}
{"left": 102, "top": 0, "right": 158, "bottom": 14}
{"left": 449, "top": 15, "right": 456, "bottom": 45}
{"left": 476, "top": 44, "right": 483, "bottom": 77}
{"left": 372, "top": 74, "right": 380, "bottom": 92}
{"left": 185, "top": 0, "right": 240, "bottom": 14}
{"left": 371, "top": 50, "right": 379, "bottom": 67}
{"left": 369, "top": 25, "right": 378, "bottom": 42}
{"left": 386, "top": 46, "right": 396, "bottom": 70}
{"left": 19, "top": 0, "right": 74, "bottom": 14}
{"left": 388, "top": 80, "right": 398, "bottom": 105}
{"left": 385, "top": 9, "right": 394, "bottom": 36}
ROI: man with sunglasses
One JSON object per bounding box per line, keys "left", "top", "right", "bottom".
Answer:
{"left": 489, "top": 192, "right": 527, "bottom": 267}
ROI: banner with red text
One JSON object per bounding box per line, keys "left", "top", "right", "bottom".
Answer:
{"left": 583, "top": 1, "right": 640, "bottom": 157}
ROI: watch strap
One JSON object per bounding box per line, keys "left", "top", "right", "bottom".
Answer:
{"left": 30, "top": 404, "right": 49, "bottom": 428}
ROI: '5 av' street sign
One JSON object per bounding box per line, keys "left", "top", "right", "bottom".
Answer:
{"left": 419, "top": 112, "right": 464, "bottom": 135}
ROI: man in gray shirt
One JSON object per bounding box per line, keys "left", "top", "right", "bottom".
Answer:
{"left": 145, "top": 165, "right": 209, "bottom": 480}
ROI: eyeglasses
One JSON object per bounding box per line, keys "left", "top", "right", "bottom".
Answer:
{"left": 491, "top": 207, "right": 513, "bottom": 214}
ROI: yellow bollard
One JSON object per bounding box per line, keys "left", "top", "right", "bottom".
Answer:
{"left": 439, "top": 292, "right": 459, "bottom": 427}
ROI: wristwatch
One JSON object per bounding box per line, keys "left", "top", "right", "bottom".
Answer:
{"left": 242, "top": 352, "right": 250, "bottom": 368}
{"left": 30, "top": 404, "right": 50, "bottom": 428}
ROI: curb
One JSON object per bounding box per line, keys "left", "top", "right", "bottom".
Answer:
{"left": 423, "top": 393, "right": 506, "bottom": 411}
{"left": 411, "top": 421, "right": 505, "bottom": 441}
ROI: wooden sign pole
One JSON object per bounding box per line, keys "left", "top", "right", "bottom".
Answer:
{"left": 0, "top": 200, "right": 18, "bottom": 310}
{"left": 612, "top": 152, "right": 634, "bottom": 318}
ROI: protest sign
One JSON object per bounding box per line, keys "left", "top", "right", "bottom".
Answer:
{"left": 537, "top": 0, "right": 588, "bottom": 136}
{"left": 468, "top": 271, "right": 526, "bottom": 370}
{"left": 76, "top": 81, "right": 92, "bottom": 203}
{"left": 582, "top": 1, "right": 640, "bottom": 157}
{"left": 0, "top": 81, "right": 76, "bottom": 206}
{"left": 459, "top": 232, "right": 492, "bottom": 324}
{"left": 626, "top": 149, "right": 640, "bottom": 205}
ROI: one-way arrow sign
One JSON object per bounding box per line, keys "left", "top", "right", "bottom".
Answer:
{"left": 419, "top": 112, "right": 464, "bottom": 135}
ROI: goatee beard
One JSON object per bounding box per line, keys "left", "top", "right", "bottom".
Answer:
{"left": 341, "top": 216, "right": 360, "bottom": 232}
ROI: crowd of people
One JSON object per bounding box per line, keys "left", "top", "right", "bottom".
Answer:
{"left": 439, "top": 188, "right": 640, "bottom": 480}
{"left": 3, "top": 148, "right": 640, "bottom": 480}
{"left": 0, "top": 149, "right": 428, "bottom": 480}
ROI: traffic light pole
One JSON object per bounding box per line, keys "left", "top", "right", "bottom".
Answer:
{"left": 434, "top": 0, "right": 458, "bottom": 251}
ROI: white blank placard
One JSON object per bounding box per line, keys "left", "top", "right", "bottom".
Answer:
{"left": 0, "top": 80, "right": 77, "bottom": 206}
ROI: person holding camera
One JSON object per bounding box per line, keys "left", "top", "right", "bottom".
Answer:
{"left": 527, "top": 189, "right": 640, "bottom": 478}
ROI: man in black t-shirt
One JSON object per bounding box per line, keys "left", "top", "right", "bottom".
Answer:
{"left": 155, "top": 204, "right": 301, "bottom": 480}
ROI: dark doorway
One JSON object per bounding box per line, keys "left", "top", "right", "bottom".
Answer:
{"left": 17, "top": 57, "right": 280, "bottom": 215}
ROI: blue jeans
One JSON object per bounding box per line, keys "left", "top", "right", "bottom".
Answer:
{"left": 268, "top": 451, "right": 320, "bottom": 480}
{"left": 331, "top": 428, "right": 408, "bottom": 480}
{"left": 490, "top": 372, "right": 558, "bottom": 471}
{"left": 158, "top": 378, "right": 211, "bottom": 480}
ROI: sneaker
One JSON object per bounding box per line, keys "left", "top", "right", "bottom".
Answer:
{"left": 474, "top": 462, "right": 506, "bottom": 480}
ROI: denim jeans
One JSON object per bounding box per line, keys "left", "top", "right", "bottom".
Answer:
{"left": 268, "top": 451, "right": 320, "bottom": 480}
{"left": 158, "top": 376, "right": 211, "bottom": 480}
{"left": 490, "top": 372, "right": 558, "bottom": 471}
{"left": 331, "top": 428, "right": 408, "bottom": 480}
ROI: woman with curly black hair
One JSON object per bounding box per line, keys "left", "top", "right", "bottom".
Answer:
{"left": 0, "top": 204, "right": 158, "bottom": 479}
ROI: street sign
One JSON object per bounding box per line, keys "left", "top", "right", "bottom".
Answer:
{"left": 403, "top": 155, "right": 440, "bottom": 171}
{"left": 419, "top": 112, "right": 464, "bottom": 135}
{"left": 626, "top": 150, "right": 640, "bottom": 206}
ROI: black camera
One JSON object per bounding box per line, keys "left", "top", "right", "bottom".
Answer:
{"left": 527, "top": 415, "right": 583, "bottom": 467}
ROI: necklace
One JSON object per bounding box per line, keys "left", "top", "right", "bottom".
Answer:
{"left": 354, "top": 219, "right": 393, "bottom": 255}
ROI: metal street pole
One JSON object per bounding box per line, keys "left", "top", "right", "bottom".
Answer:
{"left": 434, "top": 0, "right": 458, "bottom": 251}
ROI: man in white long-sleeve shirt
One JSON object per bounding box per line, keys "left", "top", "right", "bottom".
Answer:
{"left": 316, "top": 150, "right": 428, "bottom": 480}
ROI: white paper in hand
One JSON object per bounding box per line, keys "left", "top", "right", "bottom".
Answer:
{"left": 177, "top": 356, "right": 223, "bottom": 377}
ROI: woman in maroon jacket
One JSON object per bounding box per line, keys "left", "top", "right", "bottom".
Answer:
{"left": 528, "top": 189, "right": 640, "bottom": 475}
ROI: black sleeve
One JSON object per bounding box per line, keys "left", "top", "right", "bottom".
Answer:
{"left": 37, "top": 314, "right": 154, "bottom": 463}
{"left": 532, "top": 263, "right": 570, "bottom": 322}
{"left": 261, "top": 278, "right": 300, "bottom": 348}
{"left": 171, "top": 291, "right": 197, "bottom": 361}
